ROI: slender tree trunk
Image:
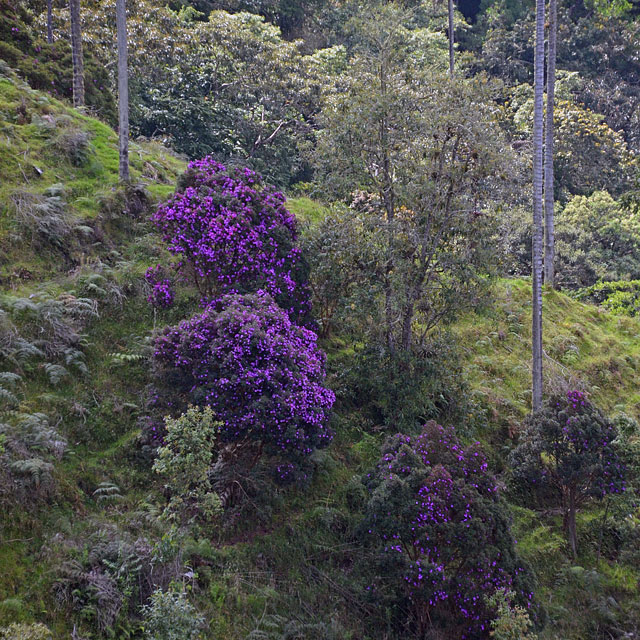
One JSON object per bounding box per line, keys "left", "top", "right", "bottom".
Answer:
{"left": 532, "top": 0, "right": 545, "bottom": 412}
{"left": 116, "top": 0, "right": 130, "bottom": 182}
{"left": 567, "top": 486, "right": 578, "bottom": 558}
{"left": 69, "top": 0, "right": 84, "bottom": 107}
{"left": 47, "top": 0, "right": 53, "bottom": 44}
{"left": 448, "top": 0, "right": 455, "bottom": 78}
{"left": 544, "top": 0, "right": 557, "bottom": 288}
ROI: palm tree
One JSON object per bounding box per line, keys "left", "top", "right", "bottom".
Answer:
{"left": 69, "top": 0, "right": 84, "bottom": 107}
{"left": 544, "top": 0, "right": 557, "bottom": 288}
{"left": 116, "top": 0, "right": 130, "bottom": 181}
{"left": 46, "top": 0, "right": 53, "bottom": 44}
{"left": 448, "top": 0, "right": 454, "bottom": 77}
{"left": 532, "top": 0, "right": 545, "bottom": 411}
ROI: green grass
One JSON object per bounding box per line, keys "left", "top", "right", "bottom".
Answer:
{"left": 287, "top": 196, "right": 330, "bottom": 226}
{"left": 453, "top": 278, "right": 640, "bottom": 429}
{"left": 0, "top": 68, "right": 185, "bottom": 279}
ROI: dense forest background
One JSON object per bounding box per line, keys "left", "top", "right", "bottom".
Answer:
{"left": 1, "top": 0, "right": 640, "bottom": 638}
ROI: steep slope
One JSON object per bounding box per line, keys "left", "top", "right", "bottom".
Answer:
{"left": 0, "top": 67, "right": 186, "bottom": 633}
{"left": 2, "top": 66, "right": 640, "bottom": 639}
{"left": 456, "top": 279, "right": 640, "bottom": 430}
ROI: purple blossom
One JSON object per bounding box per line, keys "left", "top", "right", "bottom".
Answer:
{"left": 145, "top": 264, "right": 175, "bottom": 308}
{"left": 152, "top": 157, "right": 310, "bottom": 322}
{"left": 362, "top": 422, "right": 533, "bottom": 637}
{"left": 152, "top": 291, "right": 334, "bottom": 457}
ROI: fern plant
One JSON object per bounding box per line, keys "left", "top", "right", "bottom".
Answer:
{"left": 93, "top": 482, "right": 123, "bottom": 504}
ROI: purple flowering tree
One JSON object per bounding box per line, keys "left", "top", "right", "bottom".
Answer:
{"left": 361, "top": 422, "right": 535, "bottom": 638}
{"left": 510, "top": 390, "right": 626, "bottom": 558}
{"left": 152, "top": 291, "right": 334, "bottom": 461}
{"left": 152, "top": 157, "right": 310, "bottom": 322}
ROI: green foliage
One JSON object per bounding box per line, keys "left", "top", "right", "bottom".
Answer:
{"left": 131, "top": 9, "right": 342, "bottom": 185}
{"left": 487, "top": 589, "right": 537, "bottom": 640}
{"left": 510, "top": 392, "right": 626, "bottom": 556}
{"left": 340, "top": 337, "right": 474, "bottom": 433}
{"left": 505, "top": 84, "right": 636, "bottom": 198}
{"left": 93, "top": 481, "right": 123, "bottom": 504}
{"left": 315, "top": 5, "right": 515, "bottom": 351}
{"left": 480, "top": 3, "right": 640, "bottom": 154}
{"left": 0, "top": 411, "right": 65, "bottom": 506}
{"left": 0, "top": 0, "right": 116, "bottom": 124}
{"left": 141, "top": 586, "right": 204, "bottom": 640}
{"left": 0, "top": 623, "right": 52, "bottom": 640}
{"left": 153, "top": 407, "right": 222, "bottom": 523}
{"left": 577, "top": 279, "right": 640, "bottom": 316}
{"left": 301, "top": 204, "right": 378, "bottom": 338}
{"left": 500, "top": 191, "right": 640, "bottom": 288}
{"left": 555, "top": 191, "right": 640, "bottom": 289}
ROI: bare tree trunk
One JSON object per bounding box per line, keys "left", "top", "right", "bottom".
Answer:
{"left": 116, "top": 0, "right": 130, "bottom": 182}
{"left": 532, "top": 0, "right": 545, "bottom": 412}
{"left": 47, "top": 0, "right": 53, "bottom": 44}
{"left": 448, "top": 0, "right": 455, "bottom": 78}
{"left": 543, "top": 0, "right": 557, "bottom": 288}
{"left": 567, "top": 486, "right": 578, "bottom": 558}
{"left": 69, "top": 0, "right": 84, "bottom": 107}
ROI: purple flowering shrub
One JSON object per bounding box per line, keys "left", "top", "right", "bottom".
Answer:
{"left": 361, "top": 421, "right": 535, "bottom": 639}
{"left": 145, "top": 265, "right": 175, "bottom": 309}
{"left": 152, "top": 157, "right": 310, "bottom": 322}
{"left": 152, "top": 291, "right": 334, "bottom": 459}
{"left": 510, "top": 390, "right": 626, "bottom": 557}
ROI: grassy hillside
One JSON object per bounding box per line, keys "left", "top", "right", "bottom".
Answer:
{"left": 1, "top": 68, "right": 640, "bottom": 640}
{"left": 0, "top": 67, "right": 187, "bottom": 634}
{"left": 456, "top": 278, "right": 640, "bottom": 429}
{"left": 0, "top": 65, "right": 184, "bottom": 283}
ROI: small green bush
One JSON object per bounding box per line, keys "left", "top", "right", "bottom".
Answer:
{"left": 0, "top": 623, "right": 52, "bottom": 640}
{"left": 141, "top": 587, "right": 204, "bottom": 640}
{"left": 153, "top": 406, "right": 222, "bottom": 523}
{"left": 577, "top": 280, "right": 640, "bottom": 316}
{"left": 487, "top": 590, "right": 537, "bottom": 640}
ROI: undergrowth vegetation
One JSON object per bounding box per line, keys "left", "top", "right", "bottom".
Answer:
{"left": 2, "top": 2, "right": 640, "bottom": 639}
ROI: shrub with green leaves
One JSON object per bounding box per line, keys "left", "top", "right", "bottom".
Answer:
{"left": 153, "top": 406, "right": 222, "bottom": 523}
{"left": 342, "top": 338, "right": 474, "bottom": 434}
{"left": 487, "top": 589, "right": 537, "bottom": 640}
{"left": 577, "top": 279, "right": 640, "bottom": 316}
{"left": 0, "top": 623, "right": 52, "bottom": 640}
{"left": 555, "top": 191, "right": 640, "bottom": 289}
{"left": 141, "top": 587, "right": 204, "bottom": 640}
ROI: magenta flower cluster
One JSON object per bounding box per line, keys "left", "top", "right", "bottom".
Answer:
{"left": 152, "top": 291, "right": 334, "bottom": 456}
{"left": 363, "top": 422, "right": 533, "bottom": 638}
{"left": 152, "top": 157, "right": 310, "bottom": 321}
{"left": 145, "top": 265, "right": 175, "bottom": 309}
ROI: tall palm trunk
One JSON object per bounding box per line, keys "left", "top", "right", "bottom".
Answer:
{"left": 448, "top": 0, "right": 454, "bottom": 77}
{"left": 544, "top": 0, "right": 557, "bottom": 288}
{"left": 69, "top": 0, "right": 84, "bottom": 107}
{"left": 47, "top": 0, "right": 53, "bottom": 44}
{"left": 532, "top": 0, "right": 545, "bottom": 412}
{"left": 116, "top": 0, "right": 130, "bottom": 182}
